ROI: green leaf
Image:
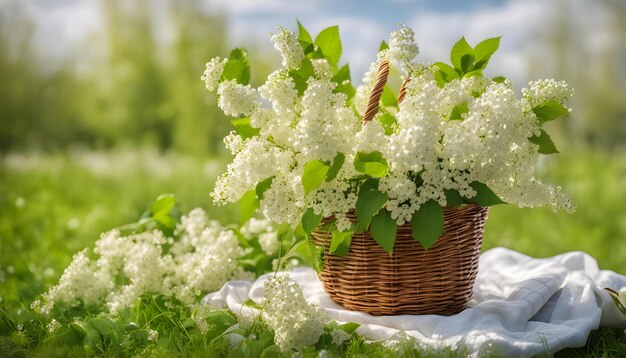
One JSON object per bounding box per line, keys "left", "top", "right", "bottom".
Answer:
{"left": 332, "top": 64, "right": 350, "bottom": 84}
{"left": 434, "top": 72, "right": 446, "bottom": 87}
{"left": 434, "top": 62, "right": 460, "bottom": 87}
{"left": 230, "top": 118, "right": 260, "bottom": 139}
{"left": 152, "top": 212, "right": 176, "bottom": 235}
{"left": 605, "top": 288, "right": 626, "bottom": 315}
{"left": 151, "top": 194, "right": 175, "bottom": 216}
{"left": 460, "top": 53, "right": 475, "bottom": 74}
{"left": 532, "top": 99, "right": 570, "bottom": 124}
{"left": 315, "top": 26, "right": 342, "bottom": 65}
{"left": 470, "top": 181, "right": 506, "bottom": 206}
{"left": 444, "top": 189, "right": 465, "bottom": 207}
{"left": 411, "top": 200, "right": 444, "bottom": 250}
{"left": 294, "top": 232, "right": 324, "bottom": 273}
{"left": 297, "top": 20, "right": 312, "bottom": 43}
{"left": 450, "top": 101, "right": 469, "bottom": 120}
{"left": 331, "top": 64, "right": 355, "bottom": 98}
{"left": 355, "top": 179, "right": 388, "bottom": 232}
{"left": 325, "top": 152, "right": 345, "bottom": 182}
{"left": 493, "top": 76, "right": 507, "bottom": 83}
{"left": 301, "top": 208, "right": 323, "bottom": 235}
{"left": 256, "top": 176, "right": 274, "bottom": 199}
{"left": 205, "top": 311, "right": 238, "bottom": 331}
{"left": 339, "top": 322, "right": 361, "bottom": 334}
{"left": 354, "top": 151, "right": 388, "bottom": 178}
{"left": 473, "top": 37, "right": 500, "bottom": 70}
{"left": 221, "top": 59, "right": 250, "bottom": 85}
{"left": 239, "top": 190, "right": 259, "bottom": 225}
{"left": 379, "top": 40, "right": 389, "bottom": 52}
{"left": 334, "top": 81, "right": 355, "bottom": 99}
{"left": 381, "top": 85, "right": 398, "bottom": 109}
{"left": 464, "top": 69, "right": 483, "bottom": 78}
{"left": 302, "top": 159, "right": 330, "bottom": 194}
{"left": 379, "top": 112, "right": 397, "bottom": 135}
{"left": 330, "top": 229, "right": 353, "bottom": 256}
{"left": 228, "top": 48, "right": 248, "bottom": 62}
{"left": 294, "top": 223, "right": 307, "bottom": 241}
{"left": 370, "top": 210, "right": 397, "bottom": 254}
{"left": 149, "top": 194, "right": 177, "bottom": 236}
{"left": 237, "top": 177, "right": 274, "bottom": 226}
{"left": 450, "top": 37, "right": 474, "bottom": 73}
{"left": 243, "top": 298, "right": 262, "bottom": 310}
{"left": 306, "top": 240, "right": 325, "bottom": 272}
{"left": 529, "top": 129, "right": 559, "bottom": 154}
{"left": 289, "top": 57, "right": 314, "bottom": 95}
{"left": 88, "top": 316, "right": 124, "bottom": 338}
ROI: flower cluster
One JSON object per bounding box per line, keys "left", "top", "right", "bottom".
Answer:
{"left": 522, "top": 79, "right": 575, "bottom": 109}
{"left": 262, "top": 275, "right": 326, "bottom": 352}
{"left": 271, "top": 27, "right": 304, "bottom": 70}
{"left": 34, "top": 208, "right": 253, "bottom": 314}
{"left": 385, "top": 24, "right": 419, "bottom": 65}
{"left": 204, "top": 23, "right": 575, "bottom": 246}
{"left": 240, "top": 218, "right": 279, "bottom": 255}
{"left": 217, "top": 80, "right": 258, "bottom": 117}
{"left": 201, "top": 57, "right": 227, "bottom": 91}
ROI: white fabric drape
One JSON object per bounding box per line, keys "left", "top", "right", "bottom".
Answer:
{"left": 204, "top": 247, "right": 626, "bottom": 357}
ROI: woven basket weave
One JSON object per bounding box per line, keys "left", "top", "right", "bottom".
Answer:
{"left": 310, "top": 61, "right": 490, "bottom": 316}
{"left": 311, "top": 205, "right": 489, "bottom": 316}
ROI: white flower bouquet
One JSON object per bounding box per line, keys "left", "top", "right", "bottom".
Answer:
{"left": 202, "top": 22, "right": 576, "bottom": 315}
{"left": 204, "top": 22, "right": 574, "bottom": 256}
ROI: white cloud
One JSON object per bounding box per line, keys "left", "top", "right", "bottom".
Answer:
{"left": 408, "top": 0, "right": 550, "bottom": 85}
{"left": 12, "top": 0, "right": 619, "bottom": 89}
{"left": 206, "top": 0, "right": 318, "bottom": 15}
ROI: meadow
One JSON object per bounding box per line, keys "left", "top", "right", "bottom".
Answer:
{"left": 1, "top": 147, "right": 625, "bottom": 357}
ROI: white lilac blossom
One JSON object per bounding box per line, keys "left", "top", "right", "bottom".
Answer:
{"left": 223, "top": 131, "right": 244, "bottom": 155}
{"left": 201, "top": 57, "right": 227, "bottom": 91}
{"left": 262, "top": 275, "right": 326, "bottom": 352}
{"left": 522, "top": 79, "right": 575, "bottom": 110}
{"left": 330, "top": 329, "right": 351, "bottom": 345}
{"left": 240, "top": 217, "right": 273, "bottom": 236}
{"left": 212, "top": 137, "right": 294, "bottom": 204}
{"left": 240, "top": 218, "right": 279, "bottom": 255}
{"left": 387, "top": 24, "right": 419, "bottom": 65}
{"left": 258, "top": 69, "right": 300, "bottom": 116}
{"left": 260, "top": 172, "right": 305, "bottom": 226}
{"left": 258, "top": 231, "right": 279, "bottom": 255}
{"left": 311, "top": 59, "right": 333, "bottom": 79}
{"left": 271, "top": 27, "right": 304, "bottom": 70}
{"left": 208, "top": 24, "right": 575, "bottom": 228}
{"left": 36, "top": 208, "right": 253, "bottom": 314}
{"left": 217, "top": 80, "right": 258, "bottom": 117}
{"left": 46, "top": 319, "right": 61, "bottom": 333}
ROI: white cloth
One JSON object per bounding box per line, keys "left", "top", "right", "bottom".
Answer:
{"left": 204, "top": 247, "right": 626, "bottom": 357}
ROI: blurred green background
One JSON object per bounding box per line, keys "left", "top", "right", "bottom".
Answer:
{"left": 0, "top": 0, "right": 625, "bottom": 312}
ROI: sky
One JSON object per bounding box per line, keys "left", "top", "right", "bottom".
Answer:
{"left": 4, "top": 0, "right": 618, "bottom": 86}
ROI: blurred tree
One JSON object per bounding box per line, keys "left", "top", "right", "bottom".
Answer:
{"left": 90, "top": 0, "right": 177, "bottom": 149}
{"left": 167, "top": 0, "right": 231, "bottom": 155}
{"left": 529, "top": 0, "right": 626, "bottom": 149}
{"left": 0, "top": 3, "right": 93, "bottom": 152}
{"left": 0, "top": 0, "right": 236, "bottom": 155}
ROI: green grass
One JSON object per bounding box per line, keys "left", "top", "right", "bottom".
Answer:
{"left": 1, "top": 148, "right": 625, "bottom": 357}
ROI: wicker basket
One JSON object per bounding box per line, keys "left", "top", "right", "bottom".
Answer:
{"left": 310, "top": 61, "right": 490, "bottom": 316}
{"left": 311, "top": 205, "right": 489, "bottom": 316}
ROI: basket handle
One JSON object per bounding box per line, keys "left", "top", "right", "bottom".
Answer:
{"left": 362, "top": 60, "right": 411, "bottom": 122}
